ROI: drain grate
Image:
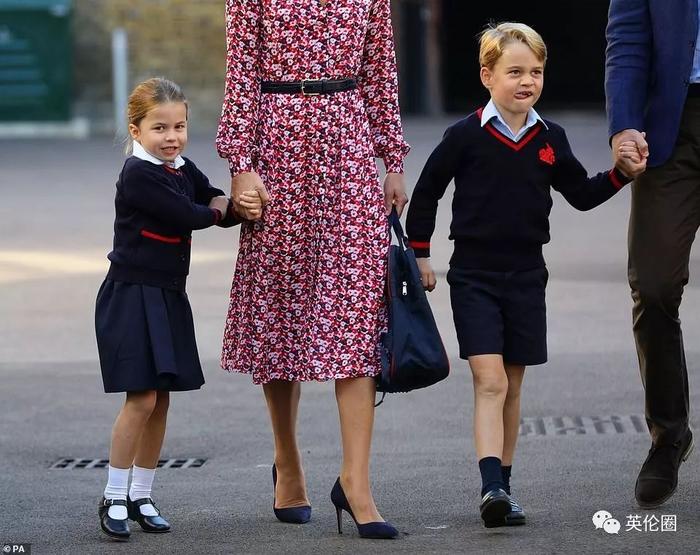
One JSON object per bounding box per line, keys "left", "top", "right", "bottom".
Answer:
{"left": 520, "top": 415, "right": 646, "bottom": 436}
{"left": 50, "top": 458, "right": 207, "bottom": 469}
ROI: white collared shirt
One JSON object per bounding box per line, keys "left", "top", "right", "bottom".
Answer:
{"left": 480, "top": 99, "right": 548, "bottom": 142}
{"left": 132, "top": 140, "right": 186, "bottom": 169}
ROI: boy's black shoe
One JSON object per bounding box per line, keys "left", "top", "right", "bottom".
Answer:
{"left": 128, "top": 497, "right": 171, "bottom": 533}
{"left": 635, "top": 429, "right": 694, "bottom": 509}
{"left": 98, "top": 497, "right": 130, "bottom": 540}
{"left": 479, "top": 488, "right": 511, "bottom": 528}
{"left": 504, "top": 497, "right": 526, "bottom": 526}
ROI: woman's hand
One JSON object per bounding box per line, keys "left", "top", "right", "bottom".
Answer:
{"left": 416, "top": 257, "right": 436, "bottom": 292}
{"left": 383, "top": 172, "right": 408, "bottom": 216}
{"left": 231, "top": 171, "right": 270, "bottom": 220}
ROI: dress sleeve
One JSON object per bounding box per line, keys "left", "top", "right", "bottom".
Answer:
{"left": 216, "top": 0, "right": 263, "bottom": 176}
{"left": 357, "top": 0, "right": 410, "bottom": 174}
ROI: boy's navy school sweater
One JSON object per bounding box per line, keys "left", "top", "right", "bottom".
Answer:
{"left": 406, "top": 108, "right": 631, "bottom": 271}
{"left": 107, "top": 156, "right": 239, "bottom": 290}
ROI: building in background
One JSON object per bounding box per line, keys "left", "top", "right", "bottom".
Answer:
{"left": 0, "top": 0, "right": 612, "bottom": 133}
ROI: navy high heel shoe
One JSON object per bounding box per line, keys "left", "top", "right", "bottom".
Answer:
{"left": 272, "top": 464, "right": 311, "bottom": 524}
{"left": 330, "top": 478, "right": 398, "bottom": 539}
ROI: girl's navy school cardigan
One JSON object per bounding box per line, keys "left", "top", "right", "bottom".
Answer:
{"left": 106, "top": 156, "right": 240, "bottom": 291}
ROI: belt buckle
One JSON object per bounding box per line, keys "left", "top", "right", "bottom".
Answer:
{"left": 301, "top": 79, "right": 322, "bottom": 96}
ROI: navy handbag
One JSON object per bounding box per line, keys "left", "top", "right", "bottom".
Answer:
{"left": 376, "top": 208, "right": 450, "bottom": 396}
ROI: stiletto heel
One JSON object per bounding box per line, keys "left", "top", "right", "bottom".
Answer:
{"left": 272, "top": 464, "right": 312, "bottom": 524}
{"left": 329, "top": 477, "right": 398, "bottom": 539}
{"left": 336, "top": 506, "right": 343, "bottom": 534}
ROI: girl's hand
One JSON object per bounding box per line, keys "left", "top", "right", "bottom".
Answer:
{"left": 237, "top": 190, "right": 262, "bottom": 219}
{"left": 383, "top": 172, "right": 408, "bottom": 216}
{"left": 416, "top": 257, "right": 436, "bottom": 292}
{"left": 209, "top": 195, "right": 230, "bottom": 217}
{"left": 231, "top": 172, "right": 270, "bottom": 220}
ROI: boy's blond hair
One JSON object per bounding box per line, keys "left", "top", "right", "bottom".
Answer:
{"left": 478, "top": 22, "right": 547, "bottom": 69}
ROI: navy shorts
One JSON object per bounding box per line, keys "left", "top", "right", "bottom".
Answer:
{"left": 447, "top": 267, "right": 548, "bottom": 366}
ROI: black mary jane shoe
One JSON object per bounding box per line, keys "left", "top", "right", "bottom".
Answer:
{"left": 98, "top": 497, "right": 130, "bottom": 540}
{"left": 127, "top": 497, "right": 171, "bottom": 533}
{"left": 480, "top": 488, "right": 512, "bottom": 528}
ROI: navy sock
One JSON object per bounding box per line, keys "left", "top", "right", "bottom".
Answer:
{"left": 501, "top": 465, "right": 512, "bottom": 495}
{"left": 479, "top": 456, "right": 504, "bottom": 496}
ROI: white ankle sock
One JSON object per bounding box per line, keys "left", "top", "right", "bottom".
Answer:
{"left": 129, "top": 465, "right": 159, "bottom": 516}
{"left": 104, "top": 465, "right": 129, "bottom": 519}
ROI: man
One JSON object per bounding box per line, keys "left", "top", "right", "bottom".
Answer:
{"left": 606, "top": 0, "right": 698, "bottom": 508}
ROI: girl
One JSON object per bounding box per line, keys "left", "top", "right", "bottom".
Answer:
{"left": 95, "top": 77, "right": 266, "bottom": 541}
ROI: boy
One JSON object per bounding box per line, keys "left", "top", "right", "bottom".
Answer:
{"left": 405, "top": 22, "right": 645, "bottom": 528}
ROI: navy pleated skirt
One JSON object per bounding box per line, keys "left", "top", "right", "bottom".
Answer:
{"left": 95, "top": 279, "right": 205, "bottom": 393}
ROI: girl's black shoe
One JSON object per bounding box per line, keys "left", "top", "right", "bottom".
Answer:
{"left": 272, "top": 464, "right": 312, "bottom": 524}
{"left": 98, "top": 497, "right": 130, "bottom": 540}
{"left": 127, "top": 497, "right": 171, "bottom": 533}
{"left": 330, "top": 478, "right": 398, "bottom": 539}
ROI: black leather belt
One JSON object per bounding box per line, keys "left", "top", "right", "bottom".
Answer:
{"left": 261, "top": 78, "right": 357, "bottom": 96}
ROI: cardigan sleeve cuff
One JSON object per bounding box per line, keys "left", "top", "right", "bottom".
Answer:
{"left": 408, "top": 240, "right": 431, "bottom": 258}
{"left": 609, "top": 167, "right": 631, "bottom": 190}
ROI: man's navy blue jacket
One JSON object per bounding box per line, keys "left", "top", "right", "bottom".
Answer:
{"left": 606, "top": 0, "right": 699, "bottom": 167}
{"left": 107, "top": 156, "right": 239, "bottom": 290}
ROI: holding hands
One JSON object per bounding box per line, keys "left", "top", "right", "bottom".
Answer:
{"left": 612, "top": 129, "right": 648, "bottom": 179}
{"left": 230, "top": 171, "right": 271, "bottom": 220}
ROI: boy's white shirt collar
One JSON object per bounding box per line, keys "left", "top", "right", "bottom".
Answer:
{"left": 132, "top": 140, "right": 185, "bottom": 169}
{"left": 480, "top": 99, "right": 548, "bottom": 141}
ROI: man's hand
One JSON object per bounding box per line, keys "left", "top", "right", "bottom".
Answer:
{"left": 231, "top": 171, "right": 270, "bottom": 220}
{"left": 612, "top": 129, "right": 648, "bottom": 178}
{"left": 416, "top": 257, "right": 436, "bottom": 292}
{"left": 383, "top": 172, "right": 408, "bottom": 216}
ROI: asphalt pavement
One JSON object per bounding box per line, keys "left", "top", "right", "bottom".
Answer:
{"left": 1, "top": 112, "right": 699, "bottom": 554}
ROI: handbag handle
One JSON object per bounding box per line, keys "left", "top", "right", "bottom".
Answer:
{"left": 388, "top": 206, "right": 409, "bottom": 250}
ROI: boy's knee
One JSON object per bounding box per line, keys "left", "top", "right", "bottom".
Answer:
{"left": 474, "top": 374, "right": 508, "bottom": 398}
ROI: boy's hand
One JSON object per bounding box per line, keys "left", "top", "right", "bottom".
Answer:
{"left": 416, "top": 257, "right": 436, "bottom": 292}
{"left": 231, "top": 171, "right": 270, "bottom": 220}
{"left": 617, "top": 140, "right": 643, "bottom": 163}
{"left": 209, "top": 195, "right": 230, "bottom": 217}
{"left": 384, "top": 172, "right": 408, "bottom": 216}
{"left": 612, "top": 130, "right": 647, "bottom": 179}
{"left": 615, "top": 141, "right": 647, "bottom": 179}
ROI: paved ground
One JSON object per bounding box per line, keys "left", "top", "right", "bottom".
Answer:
{"left": 1, "top": 113, "right": 699, "bottom": 554}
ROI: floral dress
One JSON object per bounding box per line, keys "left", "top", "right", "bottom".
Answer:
{"left": 216, "top": 0, "right": 410, "bottom": 384}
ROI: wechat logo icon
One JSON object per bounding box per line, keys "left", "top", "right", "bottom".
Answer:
{"left": 592, "top": 510, "right": 621, "bottom": 534}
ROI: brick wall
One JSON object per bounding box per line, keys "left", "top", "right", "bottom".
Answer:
{"left": 72, "top": 0, "right": 415, "bottom": 130}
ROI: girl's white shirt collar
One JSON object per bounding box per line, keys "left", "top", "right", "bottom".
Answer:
{"left": 132, "top": 140, "right": 185, "bottom": 169}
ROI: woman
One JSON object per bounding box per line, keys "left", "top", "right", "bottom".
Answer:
{"left": 216, "top": 0, "right": 409, "bottom": 539}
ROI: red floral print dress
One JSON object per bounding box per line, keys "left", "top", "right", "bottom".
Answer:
{"left": 216, "top": 0, "right": 410, "bottom": 384}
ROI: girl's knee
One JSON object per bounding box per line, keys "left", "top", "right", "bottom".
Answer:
{"left": 154, "top": 391, "right": 170, "bottom": 413}
{"left": 125, "top": 390, "right": 158, "bottom": 417}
